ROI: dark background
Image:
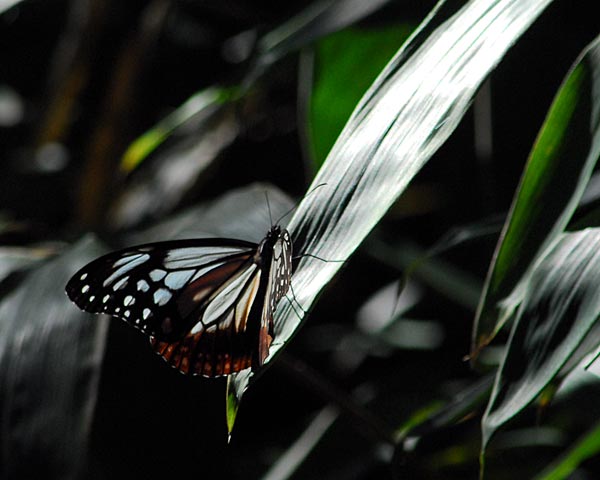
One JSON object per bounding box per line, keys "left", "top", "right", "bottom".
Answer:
{"left": 1, "top": 1, "right": 599, "bottom": 479}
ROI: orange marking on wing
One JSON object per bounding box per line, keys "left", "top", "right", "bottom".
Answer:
{"left": 257, "top": 324, "right": 273, "bottom": 367}
{"left": 150, "top": 332, "right": 254, "bottom": 377}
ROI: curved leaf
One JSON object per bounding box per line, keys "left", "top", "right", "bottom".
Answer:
{"left": 119, "top": 87, "right": 235, "bottom": 173}
{"left": 534, "top": 418, "right": 600, "bottom": 480}
{"left": 482, "top": 229, "right": 600, "bottom": 449}
{"left": 228, "top": 0, "right": 556, "bottom": 414}
{"left": 472, "top": 33, "right": 600, "bottom": 357}
{"left": 0, "top": 246, "right": 52, "bottom": 284}
{"left": 121, "top": 0, "right": 394, "bottom": 172}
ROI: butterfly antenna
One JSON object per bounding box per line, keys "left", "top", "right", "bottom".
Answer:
{"left": 264, "top": 190, "right": 274, "bottom": 227}
{"left": 273, "top": 182, "right": 328, "bottom": 226}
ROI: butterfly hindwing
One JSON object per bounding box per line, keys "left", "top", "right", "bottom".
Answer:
{"left": 151, "top": 262, "right": 262, "bottom": 376}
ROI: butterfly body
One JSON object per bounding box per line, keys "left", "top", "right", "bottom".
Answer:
{"left": 66, "top": 226, "right": 292, "bottom": 377}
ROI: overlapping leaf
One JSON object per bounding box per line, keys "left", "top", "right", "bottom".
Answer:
{"left": 307, "top": 25, "right": 414, "bottom": 166}
{"left": 472, "top": 33, "right": 600, "bottom": 357}
{"left": 228, "top": 0, "right": 556, "bottom": 419}
{"left": 482, "top": 229, "right": 600, "bottom": 450}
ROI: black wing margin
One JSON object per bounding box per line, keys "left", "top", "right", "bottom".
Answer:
{"left": 65, "top": 239, "right": 256, "bottom": 341}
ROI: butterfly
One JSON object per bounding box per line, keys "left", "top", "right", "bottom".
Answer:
{"left": 65, "top": 226, "right": 293, "bottom": 377}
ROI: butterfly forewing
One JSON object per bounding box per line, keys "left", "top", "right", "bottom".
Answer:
{"left": 65, "top": 227, "right": 294, "bottom": 377}
{"left": 65, "top": 239, "right": 256, "bottom": 340}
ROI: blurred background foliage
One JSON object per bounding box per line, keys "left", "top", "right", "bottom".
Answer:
{"left": 1, "top": 0, "right": 600, "bottom": 479}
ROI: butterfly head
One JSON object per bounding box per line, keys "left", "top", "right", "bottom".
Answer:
{"left": 256, "top": 225, "right": 291, "bottom": 264}
{"left": 268, "top": 224, "right": 282, "bottom": 238}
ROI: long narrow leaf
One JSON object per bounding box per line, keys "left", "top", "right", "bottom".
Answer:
{"left": 534, "top": 417, "right": 600, "bottom": 480}
{"left": 472, "top": 33, "right": 600, "bottom": 357}
{"left": 482, "top": 229, "right": 600, "bottom": 450}
{"left": 119, "top": 87, "right": 234, "bottom": 173}
{"left": 122, "top": 0, "right": 394, "bottom": 172}
{"left": 228, "top": 0, "right": 556, "bottom": 412}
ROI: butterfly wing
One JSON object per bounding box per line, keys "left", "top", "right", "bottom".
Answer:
{"left": 65, "top": 239, "right": 257, "bottom": 342}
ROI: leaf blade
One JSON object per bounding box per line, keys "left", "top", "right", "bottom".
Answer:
{"left": 482, "top": 229, "right": 600, "bottom": 449}
{"left": 473, "top": 33, "right": 600, "bottom": 356}
{"left": 230, "top": 0, "right": 556, "bottom": 407}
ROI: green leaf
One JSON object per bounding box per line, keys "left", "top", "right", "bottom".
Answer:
{"left": 398, "top": 375, "right": 494, "bottom": 441}
{"left": 119, "top": 87, "right": 234, "bottom": 173}
{"left": 308, "top": 25, "right": 414, "bottom": 166}
{"left": 481, "top": 229, "right": 600, "bottom": 450}
{"left": 534, "top": 418, "right": 600, "bottom": 480}
{"left": 121, "top": 0, "right": 395, "bottom": 172}
{"left": 226, "top": 374, "right": 248, "bottom": 439}
{"left": 229, "top": 0, "right": 556, "bottom": 409}
{"left": 472, "top": 34, "right": 600, "bottom": 357}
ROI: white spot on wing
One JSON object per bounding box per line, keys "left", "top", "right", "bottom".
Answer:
{"left": 137, "top": 279, "right": 150, "bottom": 292}
{"left": 113, "top": 253, "right": 146, "bottom": 268}
{"left": 150, "top": 269, "right": 167, "bottom": 282}
{"left": 153, "top": 288, "right": 172, "bottom": 306}
{"left": 80, "top": 273, "right": 88, "bottom": 280}
{"left": 164, "top": 270, "right": 195, "bottom": 290}
{"left": 143, "top": 308, "right": 151, "bottom": 320}
{"left": 81, "top": 285, "right": 89, "bottom": 293}
{"left": 124, "top": 295, "right": 134, "bottom": 306}
{"left": 190, "top": 321, "right": 205, "bottom": 335}
{"left": 103, "top": 294, "right": 110, "bottom": 303}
